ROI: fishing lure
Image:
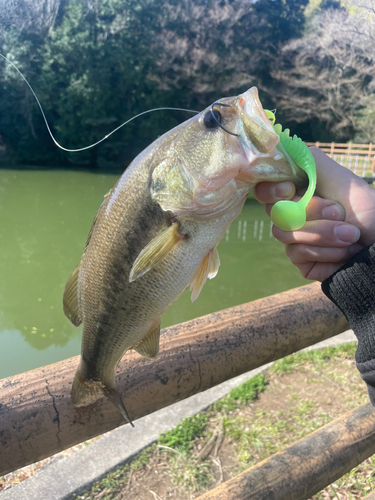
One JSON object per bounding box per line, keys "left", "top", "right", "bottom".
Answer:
{"left": 265, "top": 110, "right": 317, "bottom": 231}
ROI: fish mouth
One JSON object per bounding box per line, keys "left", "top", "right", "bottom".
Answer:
{"left": 234, "top": 87, "right": 306, "bottom": 187}
{"left": 237, "top": 87, "right": 280, "bottom": 155}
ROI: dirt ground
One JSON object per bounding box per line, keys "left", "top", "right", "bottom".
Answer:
{"left": 80, "top": 349, "right": 374, "bottom": 500}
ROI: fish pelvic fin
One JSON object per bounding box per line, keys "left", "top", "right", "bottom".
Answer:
{"left": 63, "top": 265, "right": 82, "bottom": 326}
{"left": 129, "top": 222, "right": 185, "bottom": 282}
{"left": 103, "top": 385, "right": 135, "bottom": 427}
{"left": 71, "top": 368, "right": 134, "bottom": 427}
{"left": 190, "top": 248, "right": 220, "bottom": 302}
{"left": 133, "top": 322, "right": 161, "bottom": 359}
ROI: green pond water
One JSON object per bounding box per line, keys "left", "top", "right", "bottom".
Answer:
{"left": 0, "top": 169, "right": 308, "bottom": 380}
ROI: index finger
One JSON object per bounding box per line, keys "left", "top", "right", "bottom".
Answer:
{"left": 264, "top": 196, "right": 346, "bottom": 222}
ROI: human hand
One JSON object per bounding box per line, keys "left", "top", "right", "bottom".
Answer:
{"left": 254, "top": 147, "right": 375, "bottom": 281}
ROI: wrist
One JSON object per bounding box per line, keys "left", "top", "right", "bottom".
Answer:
{"left": 322, "top": 244, "right": 375, "bottom": 363}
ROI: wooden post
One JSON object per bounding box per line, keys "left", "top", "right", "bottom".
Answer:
{"left": 369, "top": 143, "right": 375, "bottom": 173}
{"left": 330, "top": 141, "right": 335, "bottom": 154}
{"left": 196, "top": 403, "right": 375, "bottom": 500}
{"left": 0, "top": 283, "right": 348, "bottom": 476}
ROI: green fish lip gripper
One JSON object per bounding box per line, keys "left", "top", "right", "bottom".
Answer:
{"left": 264, "top": 110, "right": 317, "bottom": 232}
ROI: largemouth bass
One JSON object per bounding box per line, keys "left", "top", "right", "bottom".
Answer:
{"left": 63, "top": 87, "right": 305, "bottom": 425}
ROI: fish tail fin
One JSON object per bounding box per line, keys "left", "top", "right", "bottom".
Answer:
{"left": 71, "top": 369, "right": 104, "bottom": 407}
{"left": 71, "top": 367, "right": 134, "bottom": 427}
{"left": 103, "top": 386, "right": 135, "bottom": 428}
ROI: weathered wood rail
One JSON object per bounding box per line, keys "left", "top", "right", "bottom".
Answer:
{"left": 196, "top": 402, "right": 375, "bottom": 500}
{"left": 0, "top": 282, "right": 348, "bottom": 477}
{"left": 306, "top": 141, "right": 375, "bottom": 180}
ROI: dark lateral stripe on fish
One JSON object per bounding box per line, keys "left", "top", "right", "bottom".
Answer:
{"left": 79, "top": 193, "right": 168, "bottom": 381}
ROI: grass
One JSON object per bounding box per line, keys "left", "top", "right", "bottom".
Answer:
{"left": 158, "top": 413, "right": 209, "bottom": 456}
{"left": 75, "top": 342, "right": 375, "bottom": 500}
{"left": 213, "top": 373, "right": 268, "bottom": 413}
{"left": 271, "top": 343, "right": 357, "bottom": 374}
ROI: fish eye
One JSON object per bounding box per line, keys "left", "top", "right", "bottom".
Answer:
{"left": 203, "top": 109, "right": 222, "bottom": 129}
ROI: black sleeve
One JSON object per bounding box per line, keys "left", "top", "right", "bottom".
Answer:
{"left": 321, "top": 243, "right": 375, "bottom": 406}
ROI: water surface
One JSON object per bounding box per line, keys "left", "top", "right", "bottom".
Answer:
{"left": 0, "top": 170, "right": 308, "bottom": 379}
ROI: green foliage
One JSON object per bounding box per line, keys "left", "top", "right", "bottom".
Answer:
{"left": 354, "top": 98, "right": 375, "bottom": 143}
{"left": 0, "top": 0, "right": 309, "bottom": 170}
{"left": 9, "top": 0, "right": 374, "bottom": 160}
{"left": 158, "top": 413, "right": 209, "bottom": 455}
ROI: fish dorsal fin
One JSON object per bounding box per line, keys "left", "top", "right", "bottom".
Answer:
{"left": 63, "top": 264, "right": 82, "bottom": 326}
{"left": 133, "top": 323, "right": 161, "bottom": 359}
{"left": 190, "top": 248, "right": 220, "bottom": 303}
{"left": 103, "top": 187, "right": 113, "bottom": 199}
{"left": 63, "top": 193, "right": 112, "bottom": 328}
{"left": 129, "top": 223, "right": 185, "bottom": 282}
{"left": 82, "top": 202, "right": 102, "bottom": 255}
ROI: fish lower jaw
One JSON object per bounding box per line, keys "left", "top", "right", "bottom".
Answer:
{"left": 171, "top": 193, "right": 250, "bottom": 221}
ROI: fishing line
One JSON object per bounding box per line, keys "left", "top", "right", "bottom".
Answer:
{"left": 0, "top": 53, "right": 200, "bottom": 153}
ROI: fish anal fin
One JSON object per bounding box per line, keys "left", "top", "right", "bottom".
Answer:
{"left": 63, "top": 265, "right": 82, "bottom": 326}
{"left": 129, "top": 223, "right": 185, "bottom": 282}
{"left": 133, "top": 323, "right": 161, "bottom": 359}
{"left": 208, "top": 247, "right": 220, "bottom": 279}
{"left": 190, "top": 248, "right": 219, "bottom": 303}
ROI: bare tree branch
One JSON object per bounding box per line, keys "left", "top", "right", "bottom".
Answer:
{"left": 272, "top": 2, "right": 375, "bottom": 140}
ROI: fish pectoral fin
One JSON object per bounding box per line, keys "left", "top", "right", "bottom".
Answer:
{"left": 63, "top": 264, "right": 82, "bottom": 326}
{"left": 190, "top": 248, "right": 219, "bottom": 303}
{"left": 133, "top": 323, "right": 161, "bottom": 359}
{"left": 129, "top": 223, "right": 185, "bottom": 282}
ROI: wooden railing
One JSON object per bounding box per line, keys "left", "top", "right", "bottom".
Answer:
{"left": 0, "top": 283, "right": 347, "bottom": 477}
{"left": 196, "top": 402, "right": 375, "bottom": 500}
{"left": 1, "top": 283, "right": 374, "bottom": 499}
{"left": 306, "top": 142, "right": 375, "bottom": 178}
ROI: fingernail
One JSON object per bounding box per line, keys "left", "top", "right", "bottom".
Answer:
{"left": 334, "top": 224, "right": 360, "bottom": 244}
{"left": 322, "top": 203, "right": 345, "bottom": 221}
{"left": 270, "top": 182, "right": 293, "bottom": 199}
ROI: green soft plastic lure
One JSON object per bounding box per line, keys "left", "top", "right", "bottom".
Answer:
{"left": 264, "top": 110, "right": 317, "bottom": 231}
